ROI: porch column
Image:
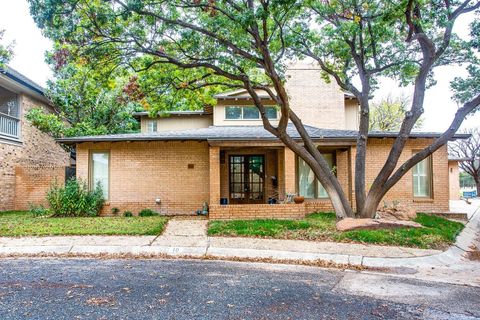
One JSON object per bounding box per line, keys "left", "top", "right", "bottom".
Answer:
{"left": 209, "top": 146, "right": 221, "bottom": 205}
{"left": 284, "top": 147, "right": 296, "bottom": 195}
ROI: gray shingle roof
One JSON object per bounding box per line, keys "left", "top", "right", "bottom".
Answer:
{"left": 56, "top": 124, "right": 470, "bottom": 144}
{"left": 0, "top": 66, "right": 45, "bottom": 96}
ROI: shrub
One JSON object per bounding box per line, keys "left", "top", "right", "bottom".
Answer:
{"left": 29, "top": 204, "right": 51, "bottom": 217}
{"left": 47, "top": 179, "right": 105, "bottom": 217}
{"left": 123, "top": 211, "right": 133, "bottom": 217}
{"left": 111, "top": 207, "right": 120, "bottom": 215}
{"left": 138, "top": 209, "right": 159, "bottom": 217}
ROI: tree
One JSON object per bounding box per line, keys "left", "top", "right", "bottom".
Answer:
{"left": 26, "top": 62, "right": 141, "bottom": 137}
{"left": 0, "top": 29, "right": 14, "bottom": 68}
{"left": 450, "top": 128, "right": 480, "bottom": 195}
{"left": 460, "top": 171, "right": 476, "bottom": 189}
{"left": 369, "top": 95, "right": 423, "bottom": 132}
{"left": 27, "top": 0, "right": 480, "bottom": 219}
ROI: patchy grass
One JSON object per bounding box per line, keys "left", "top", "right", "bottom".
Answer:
{"left": 208, "top": 212, "right": 465, "bottom": 250}
{"left": 0, "top": 211, "right": 168, "bottom": 236}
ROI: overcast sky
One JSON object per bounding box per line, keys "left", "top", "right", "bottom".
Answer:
{"left": 1, "top": 0, "right": 478, "bottom": 132}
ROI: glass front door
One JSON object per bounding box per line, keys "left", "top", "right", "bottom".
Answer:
{"left": 229, "top": 155, "right": 265, "bottom": 204}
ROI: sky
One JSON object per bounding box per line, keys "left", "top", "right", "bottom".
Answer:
{"left": 0, "top": 0, "right": 478, "bottom": 133}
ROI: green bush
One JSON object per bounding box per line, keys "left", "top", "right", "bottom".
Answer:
{"left": 29, "top": 204, "right": 51, "bottom": 217}
{"left": 111, "top": 207, "right": 120, "bottom": 215}
{"left": 138, "top": 208, "right": 159, "bottom": 217}
{"left": 123, "top": 211, "right": 133, "bottom": 217}
{"left": 47, "top": 179, "right": 105, "bottom": 217}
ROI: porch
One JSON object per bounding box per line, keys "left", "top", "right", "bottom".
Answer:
{"left": 208, "top": 144, "right": 351, "bottom": 219}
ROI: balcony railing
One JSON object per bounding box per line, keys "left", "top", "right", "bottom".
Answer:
{"left": 0, "top": 112, "right": 20, "bottom": 138}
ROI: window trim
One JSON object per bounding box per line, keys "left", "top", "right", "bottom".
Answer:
{"left": 0, "top": 90, "right": 22, "bottom": 141}
{"left": 224, "top": 105, "right": 278, "bottom": 121}
{"left": 412, "top": 151, "right": 433, "bottom": 199}
{"left": 145, "top": 119, "right": 158, "bottom": 133}
{"left": 295, "top": 152, "right": 336, "bottom": 199}
{"left": 89, "top": 150, "right": 111, "bottom": 200}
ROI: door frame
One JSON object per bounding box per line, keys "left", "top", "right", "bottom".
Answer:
{"left": 228, "top": 154, "right": 266, "bottom": 204}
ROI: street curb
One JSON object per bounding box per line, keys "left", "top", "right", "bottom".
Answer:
{"left": 0, "top": 206, "right": 478, "bottom": 270}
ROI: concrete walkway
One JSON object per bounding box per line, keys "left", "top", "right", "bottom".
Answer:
{"left": 1, "top": 203, "right": 479, "bottom": 286}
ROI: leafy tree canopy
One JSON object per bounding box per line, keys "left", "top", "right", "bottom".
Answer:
{"left": 0, "top": 29, "right": 14, "bottom": 68}
{"left": 370, "top": 95, "right": 423, "bottom": 132}
{"left": 26, "top": 0, "right": 480, "bottom": 218}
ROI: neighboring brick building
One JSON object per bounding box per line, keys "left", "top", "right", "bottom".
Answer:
{"left": 0, "top": 67, "right": 70, "bottom": 211}
{"left": 59, "top": 61, "right": 467, "bottom": 219}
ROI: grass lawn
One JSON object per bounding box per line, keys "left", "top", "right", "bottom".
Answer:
{"left": 0, "top": 211, "right": 168, "bottom": 237}
{"left": 208, "top": 212, "right": 465, "bottom": 249}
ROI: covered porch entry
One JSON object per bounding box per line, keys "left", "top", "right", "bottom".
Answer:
{"left": 208, "top": 143, "right": 304, "bottom": 219}
{"left": 208, "top": 141, "right": 353, "bottom": 220}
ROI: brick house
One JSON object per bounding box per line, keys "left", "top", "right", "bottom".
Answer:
{"left": 0, "top": 67, "right": 70, "bottom": 211}
{"left": 58, "top": 62, "right": 468, "bottom": 219}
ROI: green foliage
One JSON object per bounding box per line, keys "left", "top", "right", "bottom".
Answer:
{"left": 28, "top": 204, "right": 51, "bottom": 218}
{"left": 47, "top": 179, "right": 105, "bottom": 217}
{"left": 208, "top": 213, "right": 464, "bottom": 249}
{"left": 138, "top": 208, "right": 159, "bottom": 217}
{"left": 451, "top": 20, "right": 480, "bottom": 104}
{"left": 460, "top": 172, "right": 476, "bottom": 189}
{"left": 0, "top": 211, "right": 168, "bottom": 236}
{"left": 123, "top": 211, "right": 133, "bottom": 217}
{"left": 0, "top": 29, "right": 14, "bottom": 68}
{"left": 111, "top": 207, "right": 120, "bottom": 215}
{"left": 26, "top": 63, "right": 140, "bottom": 138}
{"left": 370, "top": 95, "right": 423, "bottom": 132}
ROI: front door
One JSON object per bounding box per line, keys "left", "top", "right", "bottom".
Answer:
{"left": 229, "top": 155, "right": 265, "bottom": 204}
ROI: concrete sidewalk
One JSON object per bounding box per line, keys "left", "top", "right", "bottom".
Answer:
{"left": 1, "top": 203, "right": 479, "bottom": 286}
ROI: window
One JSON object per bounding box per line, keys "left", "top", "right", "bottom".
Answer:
{"left": 0, "top": 86, "right": 20, "bottom": 138}
{"left": 146, "top": 120, "right": 157, "bottom": 133}
{"left": 225, "top": 106, "right": 277, "bottom": 120}
{"left": 297, "top": 154, "right": 334, "bottom": 199}
{"left": 412, "top": 155, "right": 432, "bottom": 198}
{"left": 90, "top": 151, "right": 110, "bottom": 199}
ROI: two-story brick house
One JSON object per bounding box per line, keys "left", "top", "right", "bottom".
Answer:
{"left": 58, "top": 62, "right": 468, "bottom": 219}
{"left": 0, "top": 67, "right": 70, "bottom": 211}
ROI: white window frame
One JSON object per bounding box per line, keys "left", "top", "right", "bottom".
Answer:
{"left": 146, "top": 120, "right": 158, "bottom": 133}
{"left": 0, "top": 88, "right": 21, "bottom": 140}
{"left": 225, "top": 106, "right": 278, "bottom": 120}
{"left": 412, "top": 154, "right": 433, "bottom": 198}
{"left": 297, "top": 153, "right": 335, "bottom": 199}
{"left": 89, "top": 150, "right": 110, "bottom": 200}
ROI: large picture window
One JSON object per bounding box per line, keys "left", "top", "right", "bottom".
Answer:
{"left": 225, "top": 106, "right": 277, "bottom": 120}
{"left": 90, "top": 151, "right": 110, "bottom": 199}
{"left": 297, "top": 154, "right": 335, "bottom": 199}
{"left": 0, "top": 86, "right": 20, "bottom": 138}
{"left": 412, "top": 155, "right": 432, "bottom": 198}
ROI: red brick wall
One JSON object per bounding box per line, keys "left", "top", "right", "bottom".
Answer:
{"left": 0, "top": 94, "right": 70, "bottom": 211}
{"left": 356, "top": 138, "right": 450, "bottom": 212}
{"left": 209, "top": 203, "right": 305, "bottom": 220}
{"left": 76, "top": 141, "right": 210, "bottom": 215}
{"left": 14, "top": 165, "right": 65, "bottom": 210}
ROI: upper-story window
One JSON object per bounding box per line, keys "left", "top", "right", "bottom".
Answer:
{"left": 146, "top": 120, "right": 157, "bottom": 133}
{"left": 225, "top": 106, "right": 277, "bottom": 120}
{"left": 0, "top": 86, "right": 20, "bottom": 139}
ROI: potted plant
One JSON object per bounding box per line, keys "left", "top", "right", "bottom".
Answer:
{"left": 293, "top": 195, "right": 304, "bottom": 204}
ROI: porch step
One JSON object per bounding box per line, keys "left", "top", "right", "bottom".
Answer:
{"left": 424, "top": 212, "right": 469, "bottom": 221}
{"left": 164, "top": 215, "right": 208, "bottom": 220}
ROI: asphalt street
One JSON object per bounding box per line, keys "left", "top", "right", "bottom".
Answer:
{"left": 0, "top": 258, "right": 478, "bottom": 319}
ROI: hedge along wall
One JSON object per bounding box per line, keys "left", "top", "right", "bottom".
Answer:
{"left": 14, "top": 165, "right": 66, "bottom": 210}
